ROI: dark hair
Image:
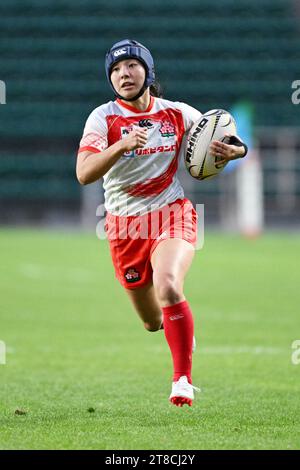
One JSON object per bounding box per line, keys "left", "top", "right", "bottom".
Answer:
{"left": 150, "top": 80, "right": 163, "bottom": 98}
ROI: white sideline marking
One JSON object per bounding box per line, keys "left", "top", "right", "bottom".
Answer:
{"left": 0, "top": 341, "right": 6, "bottom": 364}
{"left": 152, "top": 345, "right": 284, "bottom": 355}
{"left": 202, "top": 346, "right": 284, "bottom": 355}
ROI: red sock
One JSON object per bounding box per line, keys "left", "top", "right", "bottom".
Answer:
{"left": 162, "top": 300, "right": 194, "bottom": 384}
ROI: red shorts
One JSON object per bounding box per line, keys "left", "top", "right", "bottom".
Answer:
{"left": 105, "top": 198, "right": 197, "bottom": 290}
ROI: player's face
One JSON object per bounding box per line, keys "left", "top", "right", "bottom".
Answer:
{"left": 110, "top": 59, "right": 146, "bottom": 100}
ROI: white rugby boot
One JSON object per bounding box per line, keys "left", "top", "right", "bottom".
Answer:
{"left": 169, "top": 375, "right": 201, "bottom": 407}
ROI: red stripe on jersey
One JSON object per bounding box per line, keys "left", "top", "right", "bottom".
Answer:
{"left": 127, "top": 153, "right": 178, "bottom": 197}
{"left": 78, "top": 146, "right": 101, "bottom": 154}
{"left": 126, "top": 109, "right": 185, "bottom": 197}
{"left": 116, "top": 96, "right": 154, "bottom": 114}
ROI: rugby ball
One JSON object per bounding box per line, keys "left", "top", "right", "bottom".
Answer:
{"left": 185, "top": 109, "right": 237, "bottom": 180}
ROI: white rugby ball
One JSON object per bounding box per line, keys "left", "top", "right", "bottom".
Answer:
{"left": 185, "top": 109, "right": 237, "bottom": 180}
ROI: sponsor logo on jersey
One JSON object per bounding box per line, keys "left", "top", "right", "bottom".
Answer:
{"left": 120, "top": 123, "right": 176, "bottom": 158}
{"left": 124, "top": 268, "right": 141, "bottom": 283}
{"left": 139, "top": 119, "right": 153, "bottom": 128}
{"left": 135, "top": 144, "right": 176, "bottom": 156}
{"left": 159, "top": 120, "right": 175, "bottom": 138}
{"left": 113, "top": 48, "right": 127, "bottom": 57}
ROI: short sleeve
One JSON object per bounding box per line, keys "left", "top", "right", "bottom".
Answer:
{"left": 78, "top": 108, "right": 108, "bottom": 154}
{"left": 174, "top": 102, "right": 202, "bottom": 132}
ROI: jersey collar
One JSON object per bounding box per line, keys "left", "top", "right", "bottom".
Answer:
{"left": 116, "top": 96, "right": 155, "bottom": 114}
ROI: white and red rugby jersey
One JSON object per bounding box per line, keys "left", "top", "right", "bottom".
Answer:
{"left": 78, "top": 96, "right": 202, "bottom": 216}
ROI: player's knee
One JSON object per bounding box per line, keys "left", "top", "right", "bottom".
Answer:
{"left": 154, "top": 274, "right": 182, "bottom": 305}
{"left": 144, "top": 321, "right": 162, "bottom": 332}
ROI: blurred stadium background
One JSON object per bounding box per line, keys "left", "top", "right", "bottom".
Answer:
{"left": 0, "top": 0, "right": 299, "bottom": 230}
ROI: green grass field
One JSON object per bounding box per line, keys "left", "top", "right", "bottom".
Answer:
{"left": 0, "top": 228, "right": 299, "bottom": 450}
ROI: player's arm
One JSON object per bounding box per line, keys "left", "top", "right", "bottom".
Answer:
{"left": 210, "top": 134, "right": 248, "bottom": 165}
{"left": 76, "top": 128, "right": 148, "bottom": 185}
{"left": 174, "top": 101, "right": 203, "bottom": 132}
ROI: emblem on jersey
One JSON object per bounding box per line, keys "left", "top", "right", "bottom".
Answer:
{"left": 159, "top": 120, "right": 175, "bottom": 138}
{"left": 121, "top": 126, "right": 135, "bottom": 158}
{"left": 121, "top": 125, "right": 134, "bottom": 137}
{"left": 124, "top": 268, "right": 141, "bottom": 283}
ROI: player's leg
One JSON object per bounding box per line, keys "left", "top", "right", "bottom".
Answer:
{"left": 151, "top": 238, "right": 198, "bottom": 406}
{"left": 106, "top": 209, "right": 163, "bottom": 331}
{"left": 151, "top": 238, "right": 194, "bottom": 307}
{"left": 125, "top": 281, "right": 163, "bottom": 332}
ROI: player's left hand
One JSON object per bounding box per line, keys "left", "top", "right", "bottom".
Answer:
{"left": 210, "top": 134, "right": 246, "bottom": 165}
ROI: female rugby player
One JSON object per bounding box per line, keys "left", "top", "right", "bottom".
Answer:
{"left": 76, "top": 40, "right": 247, "bottom": 407}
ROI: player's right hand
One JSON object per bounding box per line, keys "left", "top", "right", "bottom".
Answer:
{"left": 122, "top": 128, "right": 148, "bottom": 152}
